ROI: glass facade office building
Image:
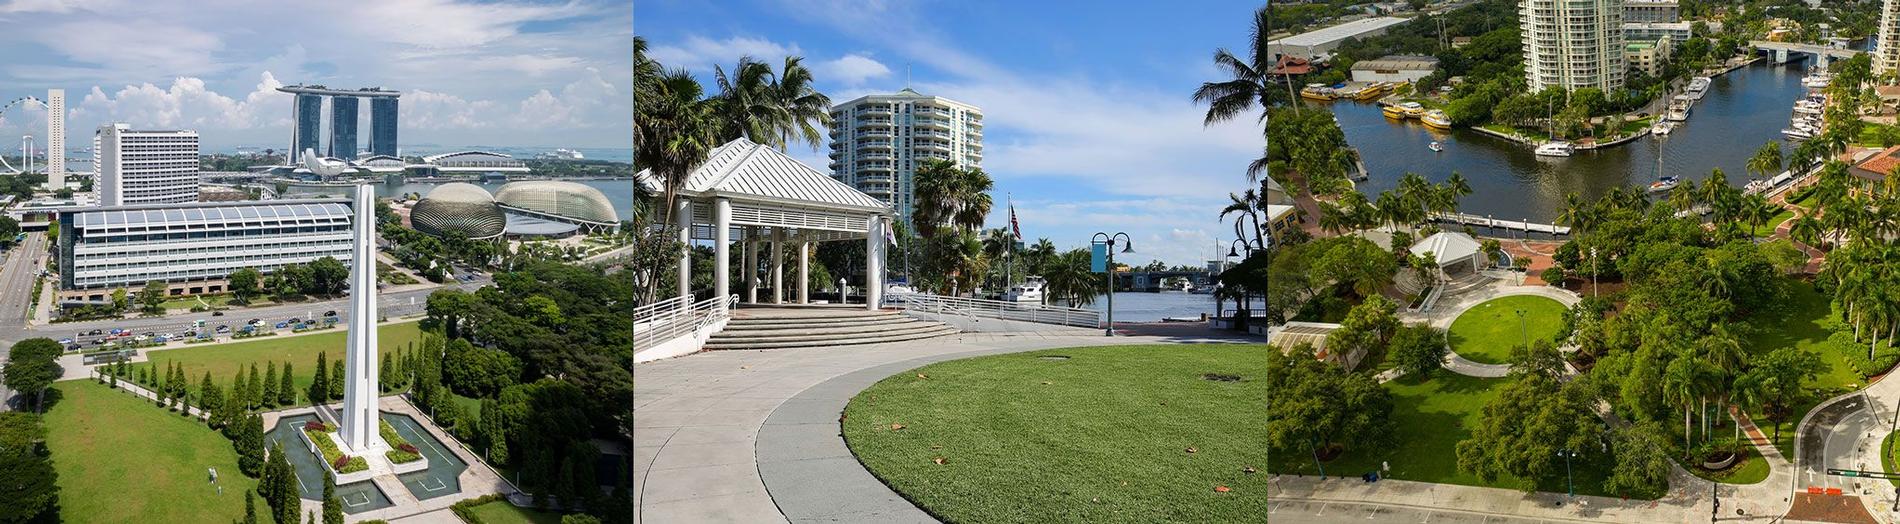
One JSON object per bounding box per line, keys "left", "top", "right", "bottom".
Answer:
{"left": 330, "top": 96, "right": 359, "bottom": 160}
{"left": 371, "top": 97, "right": 399, "bottom": 156}
{"left": 57, "top": 199, "right": 356, "bottom": 301}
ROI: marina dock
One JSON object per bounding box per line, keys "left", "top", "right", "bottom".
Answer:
{"left": 1429, "top": 212, "right": 1571, "bottom": 236}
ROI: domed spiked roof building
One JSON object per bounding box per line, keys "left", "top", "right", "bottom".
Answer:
{"left": 494, "top": 181, "right": 619, "bottom": 224}
{"left": 410, "top": 183, "right": 506, "bottom": 240}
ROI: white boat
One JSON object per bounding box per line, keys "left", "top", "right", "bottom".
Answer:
{"left": 1686, "top": 77, "right": 1711, "bottom": 100}
{"left": 1429, "top": 141, "right": 1444, "bottom": 152}
{"left": 1003, "top": 276, "right": 1046, "bottom": 303}
{"left": 1648, "top": 175, "right": 1680, "bottom": 193}
{"left": 1803, "top": 73, "right": 1831, "bottom": 89}
{"left": 1666, "top": 105, "right": 1690, "bottom": 122}
{"left": 1534, "top": 141, "right": 1575, "bottom": 157}
{"left": 1782, "top": 127, "right": 1814, "bottom": 140}
{"left": 1651, "top": 121, "right": 1674, "bottom": 135}
{"left": 535, "top": 148, "right": 585, "bottom": 160}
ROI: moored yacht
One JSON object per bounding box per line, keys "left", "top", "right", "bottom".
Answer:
{"left": 1648, "top": 176, "right": 1680, "bottom": 193}
{"left": 1686, "top": 77, "right": 1711, "bottom": 100}
{"left": 1003, "top": 276, "right": 1046, "bottom": 303}
{"left": 1534, "top": 141, "right": 1575, "bottom": 157}
{"left": 1421, "top": 110, "right": 1453, "bottom": 130}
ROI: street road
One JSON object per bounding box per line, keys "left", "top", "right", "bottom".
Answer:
{"left": 1269, "top": 499, "right": 1597, "bottom": 524}
{"left": 0, "top": 232, "right": 46, "bottom": 410}
{"left": 1801, "top": 394, "right": 1882, "bottom": 493}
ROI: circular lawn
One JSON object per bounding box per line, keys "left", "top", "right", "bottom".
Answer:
{"left": 1446, "top": 295, "right": 1568, "bottom": 364}
{"left": 840, "top": 344, "right": 1267, "bottom": 522}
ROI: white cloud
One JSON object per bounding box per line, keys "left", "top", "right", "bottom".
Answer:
{"left": 69, "top": 72, "right": 286, "bottom": 130}
{"left": 817, "top": 54, "right": 891, "bottom": 85}
{"left": 348, "top": 0, "right": 595, "bottom": 49}
{"left": 648, "top": 35, "right": 803, "bottom": 73}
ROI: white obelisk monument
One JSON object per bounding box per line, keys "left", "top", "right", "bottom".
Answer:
{"left": 339, "top": 183, "right": 381, "bottom": 452}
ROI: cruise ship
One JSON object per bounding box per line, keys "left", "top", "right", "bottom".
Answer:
{"left": 536, "top": 148, "right": 585, "bottom": 160}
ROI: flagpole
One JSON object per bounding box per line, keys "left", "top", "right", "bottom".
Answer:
{"left": 1006, "top": 193, "right": 1014, "bottom": 290}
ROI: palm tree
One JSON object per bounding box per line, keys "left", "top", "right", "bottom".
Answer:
{"left": 634, "top": 68, "right": 719, "bottom": 229}
{"left": 1193, "top": 5, "right": 1292, "bottom": 136}
{"left": 1743, "top": 193, "right": 1779, "bottom": 237}
{"left": 1042, "top": 248, "right": 1100, "bottom": 307}
{"left": 1746, "top": 141, "right": 1783, "bottom": 181}
{"left": 912, "top": 160, "right": 995, "bottom": 238}
{"left": 1443, "top": 171, "right": 1473, "bottom": 211}
{"left": 1221, "top": 190, "right": 1264, "bottom": 247}
{"left": 980, "top": 227, "right": 1015, "bottom": 289}
{"left": 1664, "top": 357, "right": 1713, "bottom": 457}
{"left": 1025, "top": 238, "right": 1058, "bottom": 275}
{"left": 770, "top": 56, "right": 831, "bottom": 152}
{"left": 713, "top": 57, "right": 784, "bottom": 145}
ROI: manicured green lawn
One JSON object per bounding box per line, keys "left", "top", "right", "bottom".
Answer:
{"left": 1446, "top": 295, "right": 1568, "bottom": 364}
{"left": 1688, "top": 448, "right": 1770, "bottom": 485}
{"left": 842, "top": 345, "right": 1267, "bottom": 522}
{"left": 127, "top": 321, "right": 424, "bottom": 402}
{"left": 1885, "top": 431, "right": 1900, "bottom": 487}
{"left": 1744, "top": 280, "right": 1868, "bottom": 458}
{"left": 1268, "top": 372, "right": 1643, "bottom": 497}
{"left": 43, "top": 380, "right": 259, "bottom": 523}
{"left": 462, "top": 500, "right": 568, "bottom": 524}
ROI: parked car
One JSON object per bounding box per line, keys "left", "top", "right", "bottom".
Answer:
{"left": 274, "top": 321, "right": 289, "bottom": 329}
{"left": 215, "top": 325, "right": 230, "bottom": 333}
{"left": 109, "top": 328, "right": 125, "bottom": 336}
{"left": 211, "top": 311, "right": 225, "bottom": 316}
{"left": 65, "top": 344, "right": 81, "bottom": 351}
{"left": 286, "top": 317, "right": 301, "bottom": 325}
{"left": 182, "top": 330, "right": 196, "bottom": 338}
{"left": 323, "top": 310, "right": 337, "bottom": 317}
{"left": 86, "top": 329, "right": 104, "bottom": 336}
{"left": 57, "top": 338, "right": 73, "bottom": 345}
{"left": 248, "top": 318, "right": 262, "bottom": 326}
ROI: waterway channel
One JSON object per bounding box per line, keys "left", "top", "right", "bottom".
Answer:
{"left": 1327, "top": 59, "right": 1816, "bottom": 222}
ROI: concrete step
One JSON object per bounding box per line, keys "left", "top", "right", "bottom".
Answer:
{"left": 722, "top": 316, "right": 926, "bottom": 331}
{"left": 708, "top": 322, "right": 952, "bottom": 345}
{"left": 705, "top": 325, "right": 958, "bottom": 350}
{"left": 730, "top": 310, "right": 903, "bottom": 322}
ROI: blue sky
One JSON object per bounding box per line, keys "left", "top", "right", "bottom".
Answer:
{"left": 639, "top": 0, "right": 1266, "bottom": 266}
{"left": 0, "top": 0, "right": 632, "bottom": 151}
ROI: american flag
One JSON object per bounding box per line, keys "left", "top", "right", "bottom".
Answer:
{"left": 1009, "top": 202, "right": 1022, "bottom": 240}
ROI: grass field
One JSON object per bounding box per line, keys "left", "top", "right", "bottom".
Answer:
{"left": 1885, "top": 431, "right": 1900, "bottom": 487}
{"left": 1267, "top": 372, "right": 1645, "bottom": 498}
{"left": 1446, "top": 295, "right": 1568, "bottom": 364}
{"left": 463, "top": 500, "right": 568, "bottom": 524}
{"left": 1744, "top": 280, "right": 1868, "bottom": 458}
{"left": 841, "top": 345, "right": 1267, "bottom": 522}
{"left": 127, "top": 321, "right": 425, "bottom": 402}
{"left": 1688, "top": 447, "right": 1770, "bottom": 485}
{"left": 42, "top": 381, "right": 259, "bottom": 523}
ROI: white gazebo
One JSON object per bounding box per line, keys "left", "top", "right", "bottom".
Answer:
{"left": 1409, "top": 231, "right": 1483, "bottom": 278}
{"left": 637, "top": 138, "right": 894, "bottom": 309}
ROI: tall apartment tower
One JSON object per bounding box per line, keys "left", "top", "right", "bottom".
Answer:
{"left": 370, "top": 97, "right": 399, "bottom": 156}
{"left": 330, "top": 95, "right": 359, "bottom": 160}
{"left": 94, "top": 123, "right": 199, "bottom": 206}
{"left": 45, "top": 89, "right": 63, "bottom": 190}
{"left": 1522, "top": 0, "right": 1626, "bottom": 92}
{"left": 292, "top": 93, "right": 323, "bottom": 162}
{"left": 1878, "top": 0, "right": 1900, "bottom": 77}
{"left": 826, "top": 88, "right": 983, "bottom": 223}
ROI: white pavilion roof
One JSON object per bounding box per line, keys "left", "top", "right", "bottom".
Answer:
{"left": 637, "top": 138, "right": 890, "bottom": 213}
{"left": 1409, "top": 231, "right": 1481, "bottom": 266}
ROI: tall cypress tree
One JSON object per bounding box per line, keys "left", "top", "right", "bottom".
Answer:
{"left": 330, "top": 360, "right": 344, "bottom": 400}
{"left": 242, "top": 490, "right": 258, "bottom": 524}
{"left": 237, "top": 414, "right": 265, "bottom": 477}
{"left": 247, "top": 364, "right": 263, "bottom": 409}
{"left": 379, "top": 352, "right": 392, "bottom": 392}
{"left": 312, "top": 352, "right": 328, "bottom": 406}
{"left": 322, "top": 471, "right": 343, "bottom": 524}
{"left": 200, "top": 372, "right": 222, "bottom": 427}
{"left": 262, "top": 362, "right": 278, "bottom": 408}
{"left": 269, "top": 442, "right": 298, "bottom": 524}
{"left": 279, "top": 362, "right": 296, "bottom": 406}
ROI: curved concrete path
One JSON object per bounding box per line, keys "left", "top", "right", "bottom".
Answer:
{"left": 1404, "top": 283, "right": 1582, "bottom": 378}
{"left": 633, "top": 330, "right": 1256, "bottom": 523}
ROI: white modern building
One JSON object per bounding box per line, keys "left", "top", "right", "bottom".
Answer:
{"left": 46, "top": 89, "right": 63, "bottom": 190}
{"left": 1522, "top": 0, "right": 1626, "bottom": 92}
{"left": 55, "top": 199, "right": 355, "bottom": 303}
{"left": 1623, "top": 0, "right": 1679, "bottom": 23}
{"left": 1623, "top": 21, "right": 1696, "bottom": 42}
{"left": 1879, "top": 0, "right": 1900, "bottom": 77}
{"left": 94, "top": 123, "right": 199, "bottom": 206}
{"left": 827, "top": 88, "right": 983, "bottom": 223}
{"left": 1267, "top": 16, "right": 1412, "bottom": 62}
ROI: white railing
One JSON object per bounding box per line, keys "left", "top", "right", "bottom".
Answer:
{"left": 892, "top": 293, "right": 1101, "bottom": 328}
{"left": 634, "top": 294, "right": 737, "bottom": 351}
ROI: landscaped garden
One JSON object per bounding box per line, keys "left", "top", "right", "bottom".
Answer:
{"left": 841, "top": 344, "right": 1266, "bottom": 522}
{"left": 1446, "top": 295, "right": 1567, "bottom": 364}
{"left": 1742, "top": 279, "right": 1881, "bottom": 458}
{"left": 381, "top": 419, "right": 423, "bottom": 464}
{"left": 126, "top": 320, "right": 424, "bottom": 400}
{"left": 42, "top": 380, "right": 258, "bottom": 523}
{"left": 303, "top": 421, "right": 368, "bottom": 474}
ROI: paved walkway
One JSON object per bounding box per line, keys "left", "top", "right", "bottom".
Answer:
{"left": 634, "top": 331, "right": 1254, "bottom": 523}
{"left": 1397, "top": 283, "right": 1582, "bottom": 379}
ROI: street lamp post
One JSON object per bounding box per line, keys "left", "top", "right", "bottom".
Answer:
{"left": 1225, "top": 239, "right": 1252, "bottom": 325}
{"left": 1557, "top": 448, "right": 1577, "bottom": 498}
{"left": 1516, "top": 309, "right": 1528, "bottom": 349}
{"left": 1590, "top": 247, "right": 1598, "bottom": 298}
{"left": 1093, "top": 232, "right": 1132, "bottom": 337}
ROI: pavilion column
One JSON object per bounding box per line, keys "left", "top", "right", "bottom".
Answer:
{"left": 744, "top": 227, "right": 759, "bottom": 304}
{"left": 866, "top": 216, "right": 886, "bottom": 311}
{"left": 713, "top": 198, "right": 731, "bottom": 302}
{"left": 798, "top": 235, "right": 811, "bottom": 304}
{"left": 771, "top": 228, "right": 786, "bottom": 304}
{"left": 675, "top": 199, "right": 691, "bottom": 301}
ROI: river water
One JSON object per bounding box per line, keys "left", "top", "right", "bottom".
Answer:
{"left": 1330, "top": 59, "right": 1815, "bottom": 222}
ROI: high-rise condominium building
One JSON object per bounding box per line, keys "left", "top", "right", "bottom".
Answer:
{"left": 94, "top": 123, "right": 199, "bottom": 206}
{"left": 1522, "top": 0, "right": 1626, "bottom": 92}
{"left": 370, "top": 97, "right": 399, "bottom": 157}
{"left": 827, "top": 88, "right": 983, "bottom": 223}
{"left": 1878, "top": 0, "right": 1900, "bottom": 76}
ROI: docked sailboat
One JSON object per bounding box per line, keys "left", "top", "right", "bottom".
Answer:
{"left": 1648, "top": 175, "right": 1680, "bottom": 193}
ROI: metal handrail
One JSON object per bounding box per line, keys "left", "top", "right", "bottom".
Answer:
{"left": 890, "top": 293, "right": 1101, "bottom": 328}
{"left": 634, "top": 294, "right": 737, "bottom": 351}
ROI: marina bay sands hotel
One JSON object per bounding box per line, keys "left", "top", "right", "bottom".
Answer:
{"left": 275, "top": 85, "right": 400, "bottom": 162}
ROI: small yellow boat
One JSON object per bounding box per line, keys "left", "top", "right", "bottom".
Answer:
{"left": 1421, "top": 110, "right": 1453, "bottom": 130}
{"left": 1354, "top": 82, "right": 1388, "bottom": 101}
{"left": 1383, "top": 101, "right": 1424, "bottom": 119}
{"left": 1300, "top": 83, "right": 1337, "bottom": 101}
{"left": 1382, "top": 104, "right": 1408, "bottom": 119}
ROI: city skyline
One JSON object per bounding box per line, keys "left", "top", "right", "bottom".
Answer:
{"left": 0, "top": 0, "right": 632, "bottom": 150}
{"left": 637, "top": 0, "right": 1267, "bottom": 267}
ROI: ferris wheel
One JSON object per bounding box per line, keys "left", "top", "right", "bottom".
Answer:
{"left": 0, "top": 95, "right": 50, "bottom": 174}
